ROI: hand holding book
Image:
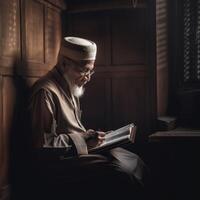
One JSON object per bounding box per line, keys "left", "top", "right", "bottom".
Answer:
{"left": 39, "top": 124, "right": 136, "bottom": 160}
{"left": 88, "top": 123, "right": 137, "bottom": 153}
{"left": 85, "top": 129, "right": 106, "bottom": 149}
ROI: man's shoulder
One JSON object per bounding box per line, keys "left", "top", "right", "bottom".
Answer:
{"left": 31, "top": 72, "right": 58, "bottom": 96}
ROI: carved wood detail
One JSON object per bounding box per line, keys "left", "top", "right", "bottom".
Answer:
{"left": 25, "top": 0, "right": 45, "bottom": 63}
{"left": 0, "top": 0, "right": 20, "bottom": 65}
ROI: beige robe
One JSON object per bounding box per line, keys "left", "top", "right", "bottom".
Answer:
{"left": 29, "top": 65, "right": 147, "bottom": 193}
{"left": 29, "top": 66, "right": 88, "bottom": 155}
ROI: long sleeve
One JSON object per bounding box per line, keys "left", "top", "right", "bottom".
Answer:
{"left": 29, "top": 89, "right": 88, "bottom": 155}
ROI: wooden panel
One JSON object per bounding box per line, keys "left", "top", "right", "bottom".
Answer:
{"left": 0, "top": 75, "right": 37, "bottom": 193}
{"left": 45, "top": 0, "right": 66, "bottom": 9}
{"left": 26, "top": 77, "right": 39, "bottom": 87}
{"left": 25, "top": 0, "right": 45, "bottom": 63}
{"left": 157, "top": 67, "right": 168, "bottom": 116}
{"left": 66, "top": 0, "right": 146, "bottom": 13}
{"left": 45, "top": 7, "right": 61, "bottom": 67}
{"left": 111, "top": 10, "right": 147, "bottom": 65}
{"left": 0, "top": 66, "right": 50, "bottom": 77}
{"left": 0, "top": 75, "right": 4, "bottom": 189}
{"left": 0, "top": 0, "right": 64, "bottom": 198}
{"left": 0, "top": 77, "right": 16, "bottom": 190}
{"left": 81, "top": 77, "right": 110, "bottom": 130}
{"left": 112, "top": 77, "right": 148, "bottom": 140}
{"left": 0, "top": 0, "right": 20, "bottom": 59}
{"left": 68, "top": 12, "right": 110, "bottom": 66}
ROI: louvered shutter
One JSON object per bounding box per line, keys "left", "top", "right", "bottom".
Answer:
{"left": 183, "top": 0, "right": 200, "bottom": 83}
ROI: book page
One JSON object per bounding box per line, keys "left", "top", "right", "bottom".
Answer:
{"left": 105, "top": 124, "right": 135, "bottom": 141}
{"left": 89, "top": 123, "right": 136, "bottom": 153}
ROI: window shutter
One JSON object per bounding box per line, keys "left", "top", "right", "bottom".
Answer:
{"left": 183, "top": 0, "right": 200, "bottom": 84}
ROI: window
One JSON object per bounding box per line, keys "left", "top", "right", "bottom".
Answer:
{"left": 169, "top": 0, "right": 200, "bottom": 128}
{"left": 182, "top": 0, "right": 200, "bottom": 85}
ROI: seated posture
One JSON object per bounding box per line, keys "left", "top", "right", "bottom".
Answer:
{"left": 29, "top": 37, "right": 147, "bottom": 199}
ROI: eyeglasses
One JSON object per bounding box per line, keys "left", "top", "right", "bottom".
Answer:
{"left": 70, "top": 60, "right": 95, "bottom": 77}
{"left": 79, "top": 69, "right": 95, "bottom": 77}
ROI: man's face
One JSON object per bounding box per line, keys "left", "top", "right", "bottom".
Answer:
{"left": 67, "top": 59, "right": 95, "bottom": 87}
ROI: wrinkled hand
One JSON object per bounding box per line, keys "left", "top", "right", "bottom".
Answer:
{"left": 85, "top": 129, "right": 106, "bottom": 149}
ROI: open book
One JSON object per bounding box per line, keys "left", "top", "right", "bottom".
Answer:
{"left": 89, "top": 123, "right": 137, "bottom": 153}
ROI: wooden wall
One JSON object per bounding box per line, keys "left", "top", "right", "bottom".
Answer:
{"left": 0, "top": 0, "right": 159, "bottom": 198}
{"left": 66, "top": 0, "right": 157, "bottom": 141}
{"left": 0, "top": 0, "right": 64, "bottom": 198}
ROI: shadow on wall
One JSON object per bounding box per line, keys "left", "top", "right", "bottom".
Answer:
{"left": 8, "top": 57, "right": 32, "bottom": 200}
{"left": 177, "top": 91, "right": 200, "bottom": 128}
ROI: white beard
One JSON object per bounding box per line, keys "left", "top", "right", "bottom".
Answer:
{"left": 71, "top": 85, "right": 85, "bottom": 97}
{"left": 63, "top": 73, "right": 85, "bottom": 98}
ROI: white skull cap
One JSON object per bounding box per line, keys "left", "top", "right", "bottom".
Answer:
{"left": 60, "top": 36, "right": 97, "bottom": 61}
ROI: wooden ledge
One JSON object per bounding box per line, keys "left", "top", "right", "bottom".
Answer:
{"left": 149, "top": 128, "right": 200, "bottom": 143}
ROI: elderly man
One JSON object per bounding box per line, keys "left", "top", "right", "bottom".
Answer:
{"left": 29, "top": 37, "right": 147, "bottom": 199}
